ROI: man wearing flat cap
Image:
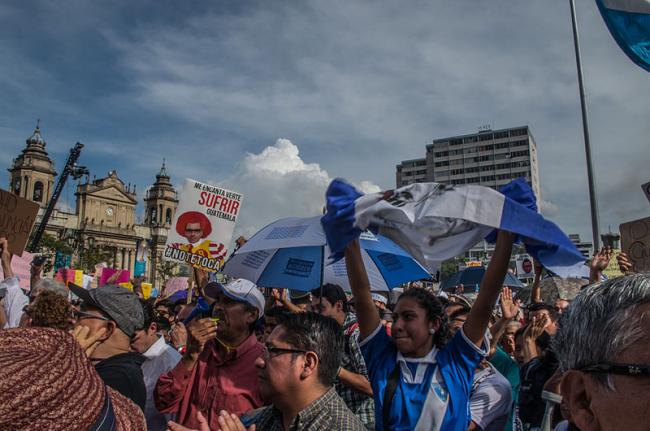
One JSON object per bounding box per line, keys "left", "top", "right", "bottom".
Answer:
{"left": 70, "top": 283, "right": 147, "bottom": 411}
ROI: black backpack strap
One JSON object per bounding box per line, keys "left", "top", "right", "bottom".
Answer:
{"left": 382, "top": 363, "right": 401, "bottom": 429}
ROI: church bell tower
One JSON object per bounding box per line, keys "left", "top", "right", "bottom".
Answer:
{"left": 8, "top": 121, "right": 58, "bottom": 208}
{"left": 144, "top": 160, "right": 178, "bottom": 227}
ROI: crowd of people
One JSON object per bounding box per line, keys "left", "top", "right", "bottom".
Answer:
{"left": 0, "top": 230, "right": 648, "bottom": 431}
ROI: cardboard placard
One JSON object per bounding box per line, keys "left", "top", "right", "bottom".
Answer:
{"left": 164, "top": 179, "right": 243, "bottom": 272}
{"left": 0, "top": 188, "right": 40, "bottom": 256}
{"left": 620, "top": 216, "right": 650, "bottom": 272}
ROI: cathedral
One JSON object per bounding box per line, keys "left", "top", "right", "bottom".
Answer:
{"left": 7, "top": 123, "right": 179, "bottom": 288}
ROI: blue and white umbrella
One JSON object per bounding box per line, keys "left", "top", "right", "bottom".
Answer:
{"left": 222, "top": 216, "right": 430, "bottom": 292}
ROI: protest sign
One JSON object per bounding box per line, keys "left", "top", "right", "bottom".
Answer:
{"left": 55, "top": 268, "right": 83, "bottom": 287}
{"left": 643, "top": 181, "right": 650, "bottom": 204}
{"left": 99, "top": 268, "right": 130, "bottom": 286}
{"left": 134, "top": 260, "right": 146, "bottom": 277}
{"left": 54, "top": 251, "right": 72, "bottom": 272}
{"left": 516, "top": 255, "right": 535, "bottom": 277}
{"left": 162, "top": 276, "right": 188, "bottom": 298}
{"left": 164, "top": 179, "right": 243, "bottom": 272}
{"left": 620, "top": 216, "right": 650, "bottom": 272}
{"left": 0, "top": 251, "right": 34, "bottom": 289}
{"left": 0, "top": 188, "right": 40, "bottom": 256}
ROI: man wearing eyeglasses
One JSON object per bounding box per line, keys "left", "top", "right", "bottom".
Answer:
{"left": 554, "top": 273, "right": 650, "bottom": 431}
{"left": 184, "top": 312, "right": 366, "bottom": 431}
{"left": 69, "top": 283, "right": 147, "bottom": 411}
{"left": 155, "top": 278, "right": 265, "bottom": 431}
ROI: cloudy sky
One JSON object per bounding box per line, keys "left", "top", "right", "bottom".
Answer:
{"left": 2, "top": 0, "right": 648, "bottom": 242}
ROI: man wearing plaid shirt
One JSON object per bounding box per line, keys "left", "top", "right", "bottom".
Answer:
{"left": 312, "top": 284, "right": 375, "bottom": 429}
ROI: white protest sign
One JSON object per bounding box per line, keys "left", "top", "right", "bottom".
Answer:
{"left": 164, "top": 179, "right": 243, "bottom": 272}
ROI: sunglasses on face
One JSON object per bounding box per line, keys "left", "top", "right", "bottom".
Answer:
{"left": 262, "top": 344, "right": 309, "bottom": 361}
{"left": 579, "top": 362, "right": 650, "bottom": 377}
{"left": 73, "top": 310, "right": 112, "bottom": 322}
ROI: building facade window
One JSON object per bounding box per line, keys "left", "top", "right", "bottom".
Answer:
{"left": 12, "top": 177, "right": 21, "bottom": 195}
{"left": 510, "top": 128, "right": 528, "bottom": 137}
{"left": 478, "top": 133, "right": 493, "bottom": 141}
{"left": 33, "top": 181, "right": 43, "bottom": 202}
{"left": 165, "top": 208, "right": 172, "bottom": 224}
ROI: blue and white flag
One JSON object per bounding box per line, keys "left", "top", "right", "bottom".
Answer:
{"left": 322, "top": 178, "right": 585, "bottom": 279}
{"left": 595, "top": 0, "right": 650, "bottom": 73}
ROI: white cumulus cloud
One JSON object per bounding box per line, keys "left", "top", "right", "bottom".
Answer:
{"left": 539, "top": 198, "right": 559, "bottom": 217}
{"left": 220, "top": 138, "right": 380, "bottom": 238}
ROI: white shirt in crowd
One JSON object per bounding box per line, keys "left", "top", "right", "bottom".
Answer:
{"left": 141, "top": 335, "right": 182, "bottom": 431}
{"left": 470, "top": 362, "right": 513, "bottom": 431}
{"left": 1, "top": 277, "right": 28, "bottom": 329}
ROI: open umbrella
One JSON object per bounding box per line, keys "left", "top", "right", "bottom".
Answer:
{"left": 517, "top": 276, "right": 589, "bottom": 304}
{"left": 222, "top": 216, "right": 430, "bottom": 292}
{"left": 441, "top": 266, "right": 524, "bottom": 293}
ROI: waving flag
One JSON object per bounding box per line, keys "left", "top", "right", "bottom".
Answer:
{"left": 322, "top": 178, "right": 585, "bottom": 278}
{"left": 595, "top": 0, "right": 650, "bottom": 72}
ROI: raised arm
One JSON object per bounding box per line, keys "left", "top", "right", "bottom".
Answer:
{"left": 489, "top": 287, "right": 519, "bottom": 354}
{"left": 464, "top": 230, "right": 515, "bottom": 348}
{"left": 0, "top": 238, "right": 14, "bottom": 280}
{"left": 589, "top": 247, "right": 612, "bottom": 284}
{"left": 530, "top": 260, "right": 543, "bottom": 304}
{"left": 344, "top": 239, "right": 381, "bottom": 339}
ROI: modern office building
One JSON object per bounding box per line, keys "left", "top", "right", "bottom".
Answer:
{"left": 396, "top": 125, "right": 541, "bottom": 200}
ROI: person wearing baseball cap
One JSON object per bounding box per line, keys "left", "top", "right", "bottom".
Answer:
{"left": 155, "top": 278, "right": 265, "bottom": 431}
{"left": 69, "top": 283, "right": 147, "bottom": 411}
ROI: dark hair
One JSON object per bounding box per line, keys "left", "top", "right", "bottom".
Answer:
{"left": 139, "top": 298, "right": 156, "bottom": 329}
{"left": 264, "top": 306, "right": 288, "bottom": 320}
{"left": 527, "top": 302, "right": 559, "bottom": 322}
{"left": 448, "top": 305, "right": 471, "bottom": 322}
{"left": 311, "top": 284, "right": 348, "bottom": 313}
{"left": 397, "top": 288, "right": 449, "bottom": 348}
{"left": 155, "top": 300, "right": 175, "bottom": 314}
{"left": 275, "top": 312, "right": 344, "bottom": 386}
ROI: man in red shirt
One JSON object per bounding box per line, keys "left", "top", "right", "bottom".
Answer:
{"left": 154, "top": 279, "right": 265, "bottom": 429}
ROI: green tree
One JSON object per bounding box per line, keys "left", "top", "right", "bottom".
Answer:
{"left": 78, "top": 245, "right": 114, "bottom": 273}
{"left": 35, "top": 233, "right": 74, "bottom": 255}
{"left": 155, "top": 251, "right": 182, "bottom": 294}
{"left": 440, "top": 258, "right": 461, "bottom": 283}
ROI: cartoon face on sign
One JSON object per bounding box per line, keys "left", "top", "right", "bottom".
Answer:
{"left": 176, "top": 211, "right": 212, "bottom": 245}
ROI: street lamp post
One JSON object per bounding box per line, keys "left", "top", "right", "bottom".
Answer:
{"left": 569, "top": 0, "right": 601, "bottom": 251}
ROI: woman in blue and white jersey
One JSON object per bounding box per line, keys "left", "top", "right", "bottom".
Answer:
{"left": 344, "top": 231, "right": 515, "bottom": 431}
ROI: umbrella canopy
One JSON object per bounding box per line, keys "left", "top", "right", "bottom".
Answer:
{"left": 517, "top": 276, "right": 589, "bottom": 304}
{"left": 441, "top": 266, "right": 525, "bottom": 293}
{"left": 223, "top": 216, "right": 430, "bottom": 292}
